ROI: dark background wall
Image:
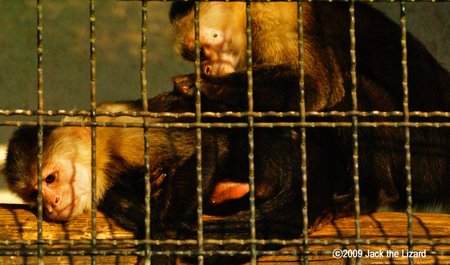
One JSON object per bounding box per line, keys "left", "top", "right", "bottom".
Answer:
{"left": 0, "top": 1, "right": 449, "bottom": 200}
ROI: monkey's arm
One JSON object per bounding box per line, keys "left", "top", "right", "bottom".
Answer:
{"left": 99, "top": 167, "right": 167, "bottom": 233}
{"left": 173, "top": 64, "right": 344, "bottom": 112}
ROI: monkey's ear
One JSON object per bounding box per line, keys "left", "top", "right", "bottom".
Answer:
{"left": 210, "top": 181, "right": 250, "bottom": 205}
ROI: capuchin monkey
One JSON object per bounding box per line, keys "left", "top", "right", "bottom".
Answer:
{"left": 2, "top": 2, "right": 450, "bottom": 265}
{"left": 170, "top": 1, "right": 450, "bottom": 218}
{"left": 2, "top": 89, "right": 312, "bottom": 264}
{"left": 1, "top": 104, "right": 171, "bottom": 222}
{"left": 170, "top": 2, "right": 450, "bottom": 110}
{"left": 170, "top": 2, "right": 307, "bottom": 75}
{"left": 169, "top": 4, "right": 450, "bottom": 259}
{"left": 2, "top": 86, "right": 347, "bottom": 264}
{"left": 4, "top": 65, "right": 450, "bottom": 264}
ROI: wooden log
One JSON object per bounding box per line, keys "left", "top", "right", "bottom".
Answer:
{"left": 0, "top": 204, "right": 137, "bottom": 264}
{"left": 1, "top": 203, "right": 450, "bottom": 264}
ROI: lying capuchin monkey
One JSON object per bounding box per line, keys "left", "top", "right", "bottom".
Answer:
{"left": 2, "top": 88, "right": 333, "bottom": 264}
{"left": 3, "top": 71, "right": 450, "bottom": 264}
{"left": 3, "top": 2, "right": 450, "bottom": 265}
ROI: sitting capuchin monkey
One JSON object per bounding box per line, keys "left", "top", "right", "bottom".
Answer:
{"left": 2, "top": 2, "right": 450, "bottom": 265}
{"left": 170, "top": 2, "right": 450, "bottom": 110}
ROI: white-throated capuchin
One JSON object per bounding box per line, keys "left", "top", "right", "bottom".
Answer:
{"left": 2, "top": 86, "right": 345, "bottom": 264}
{"left": 170, "top": 1, "right": 348, "bottom": 112}
{"left": 4, "top": 65, "right": 450, "bottom": 264}
{"left": 2, "top": 2, "right": 450, "bottom": 265}
{"left": 2, "top": 105, "right": 172, "bottom": 221}
{"left": 172, "top": 0, "right": 450, "bottom": 220}
{"left": 170, "top": 2, "right": 450, "bottom": 111}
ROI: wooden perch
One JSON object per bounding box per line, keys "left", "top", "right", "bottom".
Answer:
{"left": 1, "top": 203, "right": 450, "bottom": 264}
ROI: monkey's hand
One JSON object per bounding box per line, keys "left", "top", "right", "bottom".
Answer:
{"left": 172, "top": 73, "right": 231, "bottom": 101}
{"left": 173, "top": 74, "right": 197, "bottom": 97}
{"left": 150, "top": 168, "right": 167, "bottom": 201}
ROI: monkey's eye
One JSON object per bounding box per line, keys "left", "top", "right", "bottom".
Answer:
{"left": 45, "top": 174, "right": 56, "bottom": 184}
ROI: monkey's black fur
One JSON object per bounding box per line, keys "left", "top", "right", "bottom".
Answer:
{"left": 105, "top": 58, "right": 450, "bottom": 264}
{"left": 112, "top": 2, "right": 450, "bottom": 264}
{"left": 99, "top": 90, "right": 337, "bottom": 264}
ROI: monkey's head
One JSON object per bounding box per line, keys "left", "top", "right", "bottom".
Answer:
{"left": 170, "top": 2, "right": 247, "bottom": 76}
{"left": 2, "top": 126, "right": 92, "bottom": 221}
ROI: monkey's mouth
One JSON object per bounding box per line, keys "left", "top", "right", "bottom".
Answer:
{"left": 43, "top": 201, "right": 77, "bottom": 222}
{"left": 201, "top": 60, "right": 236, "bottom": 76}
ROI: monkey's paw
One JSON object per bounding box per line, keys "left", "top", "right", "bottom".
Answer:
{"left": 172, "top": 74, "right": 196, "bottom": 97}
{"left": 308, "top": 210, "right": 334, "bottom": 234}
{"left": 150, "top": 167, "right": 167, "bottom": 201}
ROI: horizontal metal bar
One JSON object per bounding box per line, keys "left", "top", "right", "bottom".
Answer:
{"left": 2, "top": 120, "right": 450, "bottom": 129}
{"left": 2, "top": 109, "right": 450, "bottom": 119}
{"left": 3, "top": 238, "right": 450, "bottom": 247}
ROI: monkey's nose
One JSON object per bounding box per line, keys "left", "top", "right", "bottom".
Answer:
{"left": 55, "top": 196, "right": 60, "bottom": 204}
{"left": 203, "top": 65, "right": 213, "bottom": 75}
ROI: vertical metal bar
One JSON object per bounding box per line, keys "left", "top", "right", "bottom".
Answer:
{"left": 400, "top": 3, "right": 413, "bottom": 265}
{"left": 194, "top": 2, "right": 204, "bottom": 264}
{"left": 297, "top": 2, "right": 308, "bottom": 264}
{"left": 349, "top": 2, "right": 361, "bottom": 265}
{"left": 141, "top": 0, "right": 149, "bottom": 112}
{"left": 141, "top": 1, "right": 151, "bottom": 264}
{"left": 36, "top": 0, "right": 44, "bottom": 264}
{"left": 89, "top": 0, "right": 97, "bottom": 264}
{"left": 245, "top": 1, "right": 256, "bottom": 264}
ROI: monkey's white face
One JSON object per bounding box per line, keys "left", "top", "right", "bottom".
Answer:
{"left": 38, "top": 159, "right": 91, "bottom": 221}
{"left": 174, "top": 2, "right": 246, "bottom": 76}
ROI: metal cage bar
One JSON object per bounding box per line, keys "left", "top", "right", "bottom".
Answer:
{"left": 2, "top": 109, "right": 450, "bottom": 119}
{"left": 245, "top": 1, "right": 257, "bottom": 264}
{"left": 349, "top": 2, "right": 361, "bottom": 265}
{"left": 297, "top": 1, "right": 309, "bottom": 264}
{"left": 141, "top": 1, "right": 152, "bottom": 264}
{"left": 36, "top": 0, "right": 44, "bottom": 264}
{"left": 89, "top": 1, "right": 98, "bottom": 265}
{"left": 194, "top": 2, "right": 205, "bottom": 264}
{"left": 400, "top": 3, "right": 414, "bottom": 265}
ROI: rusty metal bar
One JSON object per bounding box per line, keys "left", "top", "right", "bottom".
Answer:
{"left": 297, "top": 1, "right": 309, "bottom": 264}
{"left": 245, "top": 1, "right": 257, "bottom": 264}
{"left": 399, "top": 3, "right": 414, "bottom": 265}
{"left": 89, "top": 1, "right": 98, "bottom": 264}
{"left": 194, "top": 2, "right": 204, "bottom": 264}
{"left": 36, "top": 0, "right": 44, "bottom": 264}
{"left": 349, "top": 2, "right": 361, "bottom": 265}
{"left": 140, "top": 1, "right": 152, "bottom": 264}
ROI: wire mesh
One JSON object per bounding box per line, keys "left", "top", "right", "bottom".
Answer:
{"left": 1, "top": 0, "right": 450, "bottom": 264}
